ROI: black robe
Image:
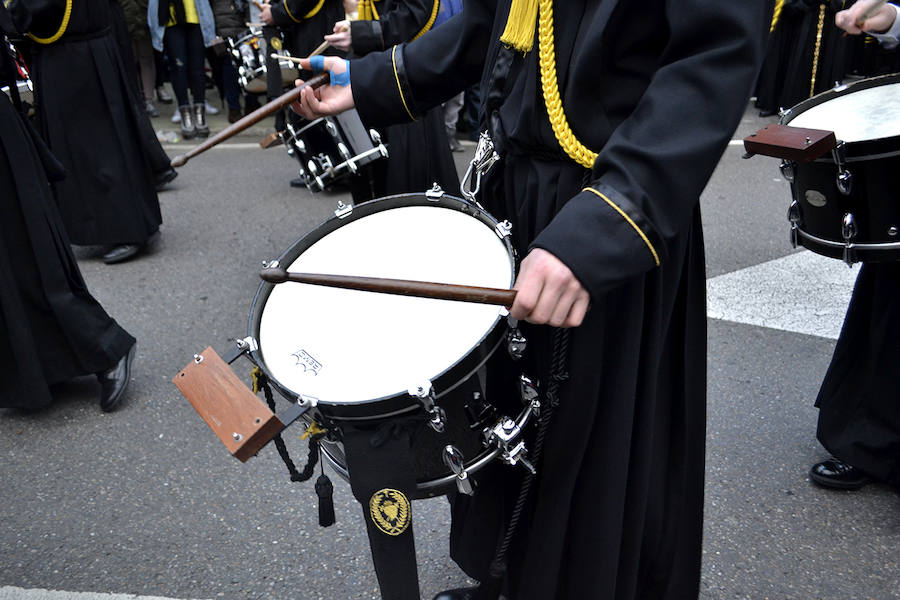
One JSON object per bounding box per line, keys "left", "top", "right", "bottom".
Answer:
{"left": 815, "top": 263, "right": 900, "bottom": 489}
{"left": 0, "top": 63, "right": 135, "bottom": 409}
{"left": 757, "top": 0, "right": 854, "bottom": 115}
{"left": 348, "top": 0, "right": 460, "bottom": 200}
{"left": 7, "top": 0, "right": 162, "bottom": 246}
{"left": 350, "top": 1, "right": 769, "bottom": 598}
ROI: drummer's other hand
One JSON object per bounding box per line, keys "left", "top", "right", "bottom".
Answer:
{"left": 836, "top": 0, "right": 897, "bottom": 34}
{"left": 511, "top": 248, "right": 590, "bottom": 328}
{"left": 290, "top": 57, "right": 355, "bottom": 119}
{"left": 324, "top": 20, "right": 352, "bottom": 52}
{"left": 258, "top": 4, "right": 273, "bottom": 25}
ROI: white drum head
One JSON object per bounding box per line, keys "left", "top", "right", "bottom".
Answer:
{"left": 258, "top": 205, "right": 513, "bottom": 405}
{"left": 788, "top": 81, "right": 900, "bottom": 143}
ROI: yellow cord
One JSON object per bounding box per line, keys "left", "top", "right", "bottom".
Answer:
{"left": 770, "top": 0, "right": 784, "bottom": 33}
{"left": 27, "top": 0, "right": 73, "bottom": 44}
{"left": 357, "top": 0, "right": 380, "bottom": 21}
{"left": 300, "top": 421, "right": 327, "bottom": 440}
{"left": 411, "top": 0, "right": 439, "bottom": 41}
{"left": 537, "top": 0, "right": 597, "bottom": 169}
{"left": 251, "top": 366, "right": 263, "bottom": 394}
{"left": 809, "top": 3, "right": 825, "bottom": 98}
{"left": 303, "top": 0, "right": 326, "bottom": 19}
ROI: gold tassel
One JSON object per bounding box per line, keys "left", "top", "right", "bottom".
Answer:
{"left": 500, "top": 0, "right": 538, "bottom": 53}
{"left": 356, "top": 0, "right": 379, "bottom": 20}
{"left": 770, "top": 0, "right": 784, "bottom": 33}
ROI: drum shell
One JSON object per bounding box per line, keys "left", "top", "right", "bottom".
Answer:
{"left": 789, "top": 153, "right": 900, "bottom": 261}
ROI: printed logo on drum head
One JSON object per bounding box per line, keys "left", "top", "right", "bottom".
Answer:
{"left": 291, "top": 349, "right": 322, "bottom": 375}
{"left": 369, "top": 488, "right": 411, "bottom": 536}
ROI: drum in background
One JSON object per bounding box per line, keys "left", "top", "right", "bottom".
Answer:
{"left": 779, "top": 73, "right": 900, "bottom": 263}
{"left": 247, "top": 191, "right": 531, "bottom": 498}
{"left": 283, "top": 109, "right": 388, "bottom": 192}
{"left": 227, "top": 29, "right": 297, "bottom": 95}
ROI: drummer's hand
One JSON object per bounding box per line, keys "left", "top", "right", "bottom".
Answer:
{"left": 290, "top": 56, "right": 355, "bottom": 119}
{"left": 511, "top": 249, "right": 590, "bottom": 328}
{"left": 257, "top": 3, "right": 274, "bottom": 25}
{"left": 324, "top": 20, "right": 352, "bottom": 52}
{"left": 835, "top": 0, "right": 897, "bottom": 34}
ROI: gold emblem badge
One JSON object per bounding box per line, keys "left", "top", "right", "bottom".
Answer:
{"left": 369, "top": 488, "right": 411, "bottom": 536}
{"left": 270, "top": 37, "right": 283, "bottom": 51}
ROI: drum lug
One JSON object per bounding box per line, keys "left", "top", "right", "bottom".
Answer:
{"left": 495, "top": 220, "right": 512, "bottom": 239}
{"left": 368, "top": 128, "right": 382, "bottom": 144}
{"left": 425, "top": 183, "right": 444, "bottom": 200}
{"left": 442, "top": 445, "right": 475, "bottom": 495}
{"left": 836, "top": 169, "right": 853, "bottom": 196}
{"left": 779, "top": 160, "right": 795, "bottom": 183}
{"left": 841, "top": 212, "right": 858, "bottom": 266}
{"left": 506, "top": 323, "right": 527, "bottom": 361}
{"left": 484, "top": 418, "right": 535, "bottom": 475}
{"left": 409, "top": 381, "right": 446, "bottom": 432}
{"left": 787, "top": 200, "right": 801, "bottom": 249}
{"left": 519, "top": 375, "right": 541, "bottom": 419}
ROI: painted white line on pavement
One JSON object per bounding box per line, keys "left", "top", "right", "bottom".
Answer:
{"left": 0, "top": 587, "right": 207, "bottom": 600}
{"left": 707, "top": 250, "right": 859, "bottom": 340}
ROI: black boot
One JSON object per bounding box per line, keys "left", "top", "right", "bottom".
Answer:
{"left": 179, "top": 105, "right": 196, "bottom": 139}
{"left": 193, "top": 102, "right": 209, "bottom": 138}
{"left": 432, "top": 588, "right": 478, "bottom": 600}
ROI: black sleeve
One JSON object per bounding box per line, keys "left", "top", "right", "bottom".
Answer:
{"left": 270, "top": 0, "right": 322, "bottom": 28}
{"left": 529, "top": 1, "right": 772, "bottom": 296}
{"left": 351, "top": 0, "right": 439, "bottom": 55}
{"left": 351, "top": 2, "right": 495, "bottom": 124}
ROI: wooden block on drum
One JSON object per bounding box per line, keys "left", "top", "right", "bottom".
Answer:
{"left": 173, "top": 347, "right": 283, "bottom": 462}
{"left": 743, "top": 124, "right": 837, "bottom": 162}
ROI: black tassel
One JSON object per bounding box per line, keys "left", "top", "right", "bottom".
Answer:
{"left": 315, "top": 473, "right": 335, "bottom": 527}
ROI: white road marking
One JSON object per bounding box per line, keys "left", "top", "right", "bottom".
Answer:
{"left": 707, "top": 250, "right": 859, "bottom": 340}
{"left": 0, "top": 588, "right": 207, "bottom": 600}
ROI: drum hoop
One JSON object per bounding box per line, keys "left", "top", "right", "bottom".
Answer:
{"left": 246, "top": 192, "right": 516, "bottom": 418}
{"left": 797, "top": 228, "right": 900, "bottom": 251}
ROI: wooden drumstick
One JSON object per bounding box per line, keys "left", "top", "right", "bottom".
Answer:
{"left": 259, "top": 267, "right": 518, "bottom": 308}
{"left": 170, "top": 73, "right": 329, "bottom": 168}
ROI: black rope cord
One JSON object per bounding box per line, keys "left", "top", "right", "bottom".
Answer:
{"left": 256, "top": 370, "right": 324, "bottom": 483}
{"left": 481, "top": 328, "right": 571, "bottom": 599}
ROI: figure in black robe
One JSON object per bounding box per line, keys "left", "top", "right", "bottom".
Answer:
{"left": 329, "top": 0, "right": 460, "bottom": 200}
{"left": 297, "top": 0, "right": 771, "bottom": 598}
{"left": 757, "top": 0, "right": 854, "bottom": 116}
{"left": 6, "top": 0, "right": 163, "bottom": 262}
{"left": 813, "top": 263, "right": 900, "bottom": 490}
{"left": 0, "top": 37, "right": 136, "bottom": 411}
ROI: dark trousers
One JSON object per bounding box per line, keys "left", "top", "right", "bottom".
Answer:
{"left": 162, "top": 23, "right": 205, "bottom": 106}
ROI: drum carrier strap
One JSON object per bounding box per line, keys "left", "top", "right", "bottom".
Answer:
{"left": 476, "top": 328, "right": 571, "bottom": 600}
{"left": 251, "top": 367, "right": 336, "bottom": 527}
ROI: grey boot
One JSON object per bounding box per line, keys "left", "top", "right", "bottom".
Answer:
{"left": 179, "top": 105, "right": 196, "bottom": 139}
{"left": 192, "top": 103, "right": 209, "bottom": 138}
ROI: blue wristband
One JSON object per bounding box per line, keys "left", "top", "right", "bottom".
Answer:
{"left": 309, "top": 55, "right": 351, "bottom": 87}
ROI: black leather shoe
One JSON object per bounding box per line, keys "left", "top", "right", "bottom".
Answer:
{"left": 810, "top": 458, "right": 872, "bottom": 490}
{"left": 155, "top": 167, "right": 178, "bottom": 191}
{"left": 290, "top": 177, "right": 306, "bottom": 188}
{"left": 433, "top": 588, "right": 477, "bottom": 600}
{"left": 97, "top": 342, "right": 136, "bottom": 412}
{"left": 101, "top": 244, "right": 142, "bottom": 264}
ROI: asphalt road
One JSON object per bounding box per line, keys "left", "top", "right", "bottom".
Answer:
{"left": 0, "top": 101, "right": 897, "bottom": 600}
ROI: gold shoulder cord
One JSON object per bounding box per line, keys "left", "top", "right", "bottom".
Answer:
{"left": 26, "top": 0, "right": 73, "bottom": 44}
{"left": 770, "top": 0, "right": 784, "bottom": 33}
{"left": 809, "top": 3, "right": 826, "bottom": 97}
{"left": 537, "top": 0, "right": 597, "bottom": 169}
{"left": 357, "top": 0, "right": 380, "bottom": 21}
{"left": 411, "top": 0, "right": 439, "bottom": 41}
